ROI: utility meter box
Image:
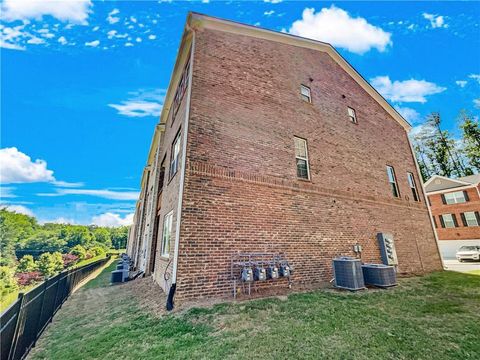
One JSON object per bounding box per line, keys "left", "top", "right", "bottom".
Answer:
{"left": 241, "top": 267, "right": 253, "bottom": 282}
{"left": 254, "top": 267, "right": 267, "bottom": 281}
{"left": 279, "top": 264, "right": 291, "bottom": 277}
{"left": 377, "top": 233, "right": 398, "bottom": 266}
{"left": 267, "top": 265, "right": 279, "bottom": 280}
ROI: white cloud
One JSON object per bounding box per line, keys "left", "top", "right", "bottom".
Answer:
{"left": 422, "top": 13, "right": 447, "bottom": 29}
{"left": 370, "top": 76, "right": 446, "bottom": 103}
{"left": 474, "top": 98, "right": 480, "bottom": 109}
{"left": 58, "top": 36, "right": 67, "bottom": 45}
{"left": 52, "top": 180, "right": 85, "bottom": 188}
{"left": 468, "top": 74, "right": 480, "bottom": 84}
{"left": 135, "top": 37, "right": 142, "bottom": 43}
{"left": 148, "top": 34, "right": 156, "bottom": 40}
{"left": 130, "top": 16, "right": 137, "bottom": 23}
{"left": 0, "top": 40, "right": 25, "bottom": 50}
{"left": 124, "top": 42, "right": 134, "bottom": 47}
{"left": 264, "top": 0, "right": 282, "bottom": 3}
{"left": 85, "top": 39, "right": 99, "bottom": 47}
{"left": 264, "top": 10, "right": 275, "bottom": 17}
{"left": 109, "top": 89, "right": 165, "bottom": 117}
{"left": 41, "top": 217, "right": 77, "bottom": 225}
{"left": 2, "top": 204, "right": 33, "bottom": 216}
{"left": 91, "top": 212, "right": 134, "bottom": 227}
{"left": 26, "top": 36, "right": 45, "bottom": 44}
{"left": 287, "top": 6, "right": 392, "bottom": 54}
{"left": 394, "top": 106, "right": 420, "bottom": 124}
{"left": 107, "top": 9, "right": 120, "bottom": 24}
{"left": 456, "top": 80, "right": 467, "bottom": 88}
{"left": 1, "top": 0, "right": 92, "bottom": 24}
{"left": 38, "top": 188, "right": 139, "bottom": 200}
{"left": 0, "top": 147, "right": 54, "bottom": 183}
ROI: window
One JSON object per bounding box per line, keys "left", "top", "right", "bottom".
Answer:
{"left": 300, "top": 85, "right": 311, "bottom": 103}
{"left": 462, "top": 212, "right": 479, "bottom": 227}
{"left": 440, "top": 214, "right": 457, "bottom": 228}
{"left": 347, "top": 107, "right": 357, "bottom": 124}
{"left": 407, "top": 172, "right": 419, "bottom": 202}
{"left": 386, "top": 166, "right": 400, "bottom": 198}
{"left": 171, "top": 56, "right": 191, "bottom": 124}
{"left": 161, "top": 211, "right": 173, "bottom": 257}
{"left": 294, "top": 137, "right": 310, "bottom": 180}
{"left": 443, "top": 191, "right": 467, "bottom": 204}
{"left": 169, "top": 132, "right": 181, "bottom": 179}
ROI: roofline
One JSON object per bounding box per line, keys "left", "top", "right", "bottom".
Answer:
{"left": 423, "top": 174, "right": 472, "bottom": 189}
{"left": 425, "top": 183, "right": 478, "bottom": 195}
{"left": 189, "top": 12, "right": 412, "bottom": 131}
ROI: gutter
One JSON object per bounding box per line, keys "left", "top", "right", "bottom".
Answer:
{"left": 167, "top": 29, "right": 195, "bottom": 311}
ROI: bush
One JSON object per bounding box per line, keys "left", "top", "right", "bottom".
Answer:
{"left": 16, "top": 271, "right": 43, "bottom": 286}
{"left": 89, "top": 246, "right": 106, "bottom": 257}
{"left": 62, "top": 253, "right": 78, "bottom": 268}
{"left": 37, "top": 252, "right": 64, "bottom": 278}
{"left": 70, "top": 245, "right": 87, "bottom": 260}
{"left": 17, "top": 255, "right": 36, "bottom": 273}
{"left": 0, "top": 266, "right": 19, "bottom": 296}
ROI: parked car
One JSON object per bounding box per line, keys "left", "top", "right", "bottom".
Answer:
{"left": 456, "top": 246, "right": 480, "bottom": 262}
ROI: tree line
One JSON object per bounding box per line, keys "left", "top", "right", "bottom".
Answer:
{"left": 0, "top": 208, "right": 129, "bottom": 299}
{"left": 412, "top": 110, "right": 480, "bottom": 181}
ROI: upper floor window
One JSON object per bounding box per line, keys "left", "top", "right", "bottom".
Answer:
{"left": 170, "top": 56, "right": 191, "bottom": 125}
{"left": 169, "top": 132, "right": 181, "bottom": 180}
{"left": 407, "top": 172, "right": 419, "bottom": 202}
{"left": 442, "top": 191, "right": 467, "bottom": 204}
{"left": 386, "top": 166, "right": 400, "bottom": 198}
{"left": 347, "top": 107, "right": 357, "bottom": 124}
{"left": 300, "top": 85, "right": 311, "bottom": 103}
{"left": 461, "top": 212, "right": 479, "bottom": 227}
{"left": 440, "top": 213, "right": 457, "bottom": 228}
{"left": 294, "top": 137, "right": 310, "bottom": 180}
{"left": 161, "top": 211, "right": 173, "bottom": 257}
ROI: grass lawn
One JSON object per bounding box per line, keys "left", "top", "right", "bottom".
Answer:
{"left": 28, "top": 268, "right": 480, "bottom": 360}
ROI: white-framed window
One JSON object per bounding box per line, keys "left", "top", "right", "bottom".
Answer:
{"left": 443, "top": 191, "right": 466, "bottom": 204}
{"left": 463, "top": 212, "right": 479, "bottom": 227}
{"left": 407, "top": 172, "right": 419, "bottom": 202}
{"left": 386, "top": 166, "right": 400, "bottom": 198}
{"left": 169, "top": 131, "right": 181, "bottom": 179}
{"left": 300, "top": 85, "right": 311, "bottom": 103}
{"left": 347, "top": 107, "right": 357, "bottom": 124}
{"left": 441, "top": 214, "right": 456, "bottom": 228}
{"left": 161, "top": 211, "right": 173, "bottom": 257}
{"left": 294, "top": 137, "right": 310, "bottom": 180}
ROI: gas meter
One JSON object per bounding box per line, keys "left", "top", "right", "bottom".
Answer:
{"left": 267, "top": 265, "right": 279, "bottom": 280}
{"left": 241, "top": 267, "right": 253, "bottom": 282}
{"left": 254, "top": 267, "right": 267, "bottom": 281}
{"left": 279, "top": 263, "right": 291, "bottom": 277}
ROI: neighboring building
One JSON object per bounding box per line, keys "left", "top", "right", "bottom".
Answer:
{"left": 127, "top": 13, "right": 442, "bottom": 306}
{"left": 424, "top": 174, "right": 480, "bottom": 259}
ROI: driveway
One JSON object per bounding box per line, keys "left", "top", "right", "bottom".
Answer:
{"left": 443, "top": 259, "right": 480, "bottom": 273}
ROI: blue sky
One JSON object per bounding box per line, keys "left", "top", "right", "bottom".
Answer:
{"left": 1, "top": 1, "right": 479, "bottom": 226}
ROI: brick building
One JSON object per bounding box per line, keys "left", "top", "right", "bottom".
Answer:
{"left": 127, "top": 13, "right": 442, "bottom": 306}
{"left": 424, "top": 174, "right": 480, "bottom": 259}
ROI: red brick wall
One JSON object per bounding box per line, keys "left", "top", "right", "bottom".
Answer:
{"left": 172, "top": 29, "right": 441, "bottom": 300}
{"left": 428, "top": 186, "right": 480, "bottom": 240}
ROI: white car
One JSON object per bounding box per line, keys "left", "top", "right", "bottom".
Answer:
{"left": 456, "top": 246, "right": 480, "bottom": 262}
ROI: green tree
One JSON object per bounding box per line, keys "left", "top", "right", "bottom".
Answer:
{"left": 70, "top": 245, "right": 87, "bottom": 260}
{"left": 0, "top": 208, "right": 37, "bottom": 266}
{"left": 21, "top": 229, "right": 66, "bottom": 254}
{"left": 89, "top": 246, "right": 106, "bottom": 257}
{"left": 0, "top": 266, "right": 18, "bottom": 296}
{"left": 37, "top": 252, "right": 63, "bottom": 278}
{"left": 92, "top": 228, "right": 112, "bottom": 249}
{"left": 110, "top": 226, "right": 129, "bottom": 250}
{"left": 17, "top": 255, "right": 37, "bottom": 273}
{"left": 63, "top": 226, "right": 94, "bottom": 249}
{"left": 459, "top": 110, "right": 480, "bottom": 172}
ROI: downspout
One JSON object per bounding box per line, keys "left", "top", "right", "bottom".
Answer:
{"left": 167, "top": 30, "right": 195, "bottom": 311}
{"left": 407, "top": 135, "right": 444, "bottom": 270}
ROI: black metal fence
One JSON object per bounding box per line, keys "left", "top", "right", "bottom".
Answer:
{"left": 1, "top": 256, "right": 111, "bottom": 360}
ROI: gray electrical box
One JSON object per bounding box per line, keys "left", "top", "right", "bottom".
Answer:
{"left": 377, "top": 233, "right": 398, "bottom": 266}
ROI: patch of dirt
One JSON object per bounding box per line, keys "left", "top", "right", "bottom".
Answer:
{"left": 125, "top": 276, "right": 167, "bottom": 317}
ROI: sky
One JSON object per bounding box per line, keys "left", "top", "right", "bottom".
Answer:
{"left": 1, "top": 1, "right": 479, "bottom": 226}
